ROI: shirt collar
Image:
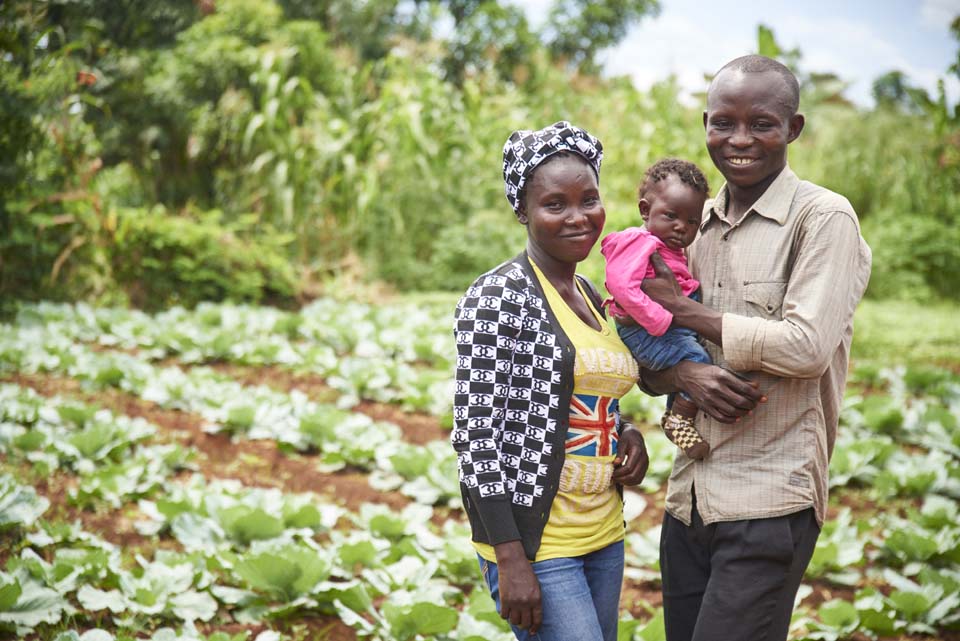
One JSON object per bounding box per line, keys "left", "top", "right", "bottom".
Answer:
{"left": 702, "top": 165, "right": 800, "bottom": 229}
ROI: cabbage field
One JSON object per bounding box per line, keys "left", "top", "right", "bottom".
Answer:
{"left": 1, "top": 300, "right": 958, "bottom": 641}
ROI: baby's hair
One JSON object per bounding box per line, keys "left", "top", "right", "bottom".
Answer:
{"left": 638, "top": 158, "right": 710, "bottom": 201}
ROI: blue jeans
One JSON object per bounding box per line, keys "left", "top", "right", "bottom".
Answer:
{"left": 617, "top": 289, "right": 711, "bottom": 407}
{"left": 477, "top": 541, "right": 624, "bottom": 641}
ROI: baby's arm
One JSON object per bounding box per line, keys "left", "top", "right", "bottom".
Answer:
{"left": 603, "top": 233, "right": 673, "bottom": 335}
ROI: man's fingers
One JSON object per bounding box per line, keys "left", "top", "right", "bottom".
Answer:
{"left": 649, "top": 251, "right": 672, "bottom": 277}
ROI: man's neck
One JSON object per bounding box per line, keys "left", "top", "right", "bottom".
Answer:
{"left": 724, "top": 166, "right": 786, "bottom": 223}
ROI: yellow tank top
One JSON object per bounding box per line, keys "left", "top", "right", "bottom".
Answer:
{"left": 475, "top": 261, "right": 639, "bottom": 562}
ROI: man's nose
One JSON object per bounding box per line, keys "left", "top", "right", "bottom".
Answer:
{"left": 730, "top": 124, "right": 752, "bottom": 147}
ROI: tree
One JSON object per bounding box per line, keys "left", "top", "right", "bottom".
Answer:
{"left": 441, "top": 1, "right": 537, "bottom": 84}
{"left": 872, "top": 70, "right": 932, "bottom": 113}
{"left": 543, "top": 0, "right": 659, "bottom": 73}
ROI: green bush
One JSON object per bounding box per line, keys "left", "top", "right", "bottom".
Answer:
{"left": 111, "top": 207, "right": 299, "bottom": 310}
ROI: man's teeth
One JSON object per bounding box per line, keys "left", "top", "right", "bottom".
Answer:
{"left": 729, "top": 158, "right": 753, "bottom": 165}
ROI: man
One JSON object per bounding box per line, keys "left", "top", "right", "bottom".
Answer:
{"left": 638, "top": 55, "right": 872, "bottom": 641}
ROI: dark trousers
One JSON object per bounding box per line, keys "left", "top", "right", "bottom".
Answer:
{"left": 660, "top": 492, "right": 820, "bottom": 641}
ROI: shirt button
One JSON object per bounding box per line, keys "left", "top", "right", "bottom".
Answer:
{"left": 717, "top": 282, "right": 723, "bottom": 288}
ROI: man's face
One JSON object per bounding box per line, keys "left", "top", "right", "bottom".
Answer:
{"left": 703, "top": 69, "right": 803, "bottom": 190}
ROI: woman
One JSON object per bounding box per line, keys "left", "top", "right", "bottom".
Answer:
{"left": 452, "top": 121, "right": 650, "bottom": 641}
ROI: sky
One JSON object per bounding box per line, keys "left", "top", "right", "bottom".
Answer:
{"left": 514, "top": 0, "right": 960, "bottom": 108}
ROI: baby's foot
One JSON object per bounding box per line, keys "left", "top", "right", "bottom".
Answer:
{"left": 660, "top": 411, "right": 710, "bottom": 460}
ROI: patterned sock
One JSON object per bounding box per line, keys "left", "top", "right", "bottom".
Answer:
{"left": 660, "top": 411, "right": 710, "bottom": 460}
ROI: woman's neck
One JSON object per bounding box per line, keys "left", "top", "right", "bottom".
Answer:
{"left": 526, "top": 243, "right": 577, "bottom": 293}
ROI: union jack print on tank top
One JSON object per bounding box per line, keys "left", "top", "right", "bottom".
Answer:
{"left": 566, "top": 394, "right": 618, "bottom": 456}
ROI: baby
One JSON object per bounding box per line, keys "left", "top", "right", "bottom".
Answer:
{"left": 601, "top": 159, "right": 712, "bottom": 459}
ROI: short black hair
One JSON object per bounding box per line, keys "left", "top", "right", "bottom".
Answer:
{"left": 714, "top": 54, "right": 800, "bottom": 115}
{"left": 638, "top": 158, "right": 709, "bottom": 201}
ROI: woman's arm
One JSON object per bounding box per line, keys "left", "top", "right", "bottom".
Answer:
{"left": 452, "top": 271, "right": 543, "bottom": 633}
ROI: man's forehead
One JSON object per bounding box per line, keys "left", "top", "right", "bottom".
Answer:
{"left": 706, "top": 69, "right": 792, "bottom": 108}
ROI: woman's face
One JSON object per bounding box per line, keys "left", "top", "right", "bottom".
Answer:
{"left": 521, "top": 154, "right": 605, "bottom": 267}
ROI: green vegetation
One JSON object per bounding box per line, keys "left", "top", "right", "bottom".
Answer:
{"left": 0, "top": 299, "right": 958, "bottom": 639}
{"left": 1, "top": 1, "right": 958, "bottom": 309}
{"left": 852, "top": 299, "right": 960, "bottom": 367}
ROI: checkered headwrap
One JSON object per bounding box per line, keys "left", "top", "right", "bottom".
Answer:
{"left": 502, "top": 121, "right": 603, "bottom": 213}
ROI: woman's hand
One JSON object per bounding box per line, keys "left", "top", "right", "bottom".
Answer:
{"left": 612, "top": 427, "right": 649, "bottom": 486}
{"left": 493, "top": 541, "right": 542, "bottom": 633}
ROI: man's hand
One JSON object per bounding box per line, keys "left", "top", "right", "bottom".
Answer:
{"left": 493, "top": 541, "right": 542, "bottom": 633}
{"left": 673, "top": 361, "right": 766, "bottom": 423}
{"left": 612, "top": 427, "right": 649, "bottom": 486}
{"left": 641, "top": 252, "right": 683, "bottom": 309}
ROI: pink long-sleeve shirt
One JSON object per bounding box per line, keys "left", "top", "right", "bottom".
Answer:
{"left": 600, "top": 227, "right": 700, "bottom": 336}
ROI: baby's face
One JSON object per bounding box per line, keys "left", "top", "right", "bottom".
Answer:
{"left": 640, "top": 175, "right": 705, "bottom": 250}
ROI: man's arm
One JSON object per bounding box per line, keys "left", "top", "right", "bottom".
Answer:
{"left": 643, "top": 212, "right": 869, "bottom": 379}
{"left": 640, "top": 360, "right": 764, "bottom": 423}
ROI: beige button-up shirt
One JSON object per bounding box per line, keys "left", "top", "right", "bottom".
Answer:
{"left": 665, "top": 166, "right": 872, "bottom": 527}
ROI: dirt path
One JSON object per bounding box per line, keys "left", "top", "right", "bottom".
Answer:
{"left": 6, "top": 373, "right": 410, "bottom": 513}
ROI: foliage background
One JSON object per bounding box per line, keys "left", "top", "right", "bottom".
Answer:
{"left": 1, "top": 0, "right": 959, "bottom": 310}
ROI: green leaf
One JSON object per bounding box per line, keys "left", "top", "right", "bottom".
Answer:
{"left": 887, "top": 590, "right": 932, "bottom": 619}
{"left": 234, "top": 553, "right": 301, "bottom": 601}
{"left": 756, "top": 25, "right": 782, "bottom": 59}
{"left": 818, "top": 599, "right": 858, "bottom": 628}
{"left": 338, "top": 540, "right": 378, "bottom": 568}
{"left": 283, "top": 503, "right": 322, "bottom": 529}
{"left": 0, "top": 571, "right": 71, "bottom": 631}
{"left": 225, "top": 406, "right": 256, "bottom": 430}
{"left": 218, "top": 506, "right": 284, "bottom": 545}
{"left": 0, "top": 580, "right": 22, "bottom": 611}
{"left": 383, "top": 601, "right": 458, "bottom": 640}
{"left": 56, "top": 404, "right": 98, "bottom": 427}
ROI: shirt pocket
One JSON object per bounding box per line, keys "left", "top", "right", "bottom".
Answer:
{"left": 742, "top": 280, "right": 787, "bottom": 319}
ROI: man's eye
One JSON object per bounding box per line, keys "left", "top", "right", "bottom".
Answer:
{"left": 584, "top": 196, "right": 599, "bottom": 206}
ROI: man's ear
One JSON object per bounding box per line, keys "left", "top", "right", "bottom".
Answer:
{"left": 702, "top": 110, "right": 708, "bottom": 130}
{"left": 787, "top": 113, "right": 805, "bottom": 143}
{"left": 638, "top": 199, "right": 651, "bottom": 223}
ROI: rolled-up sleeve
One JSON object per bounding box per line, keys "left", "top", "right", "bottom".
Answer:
{"left": 722, "top": 211, "right": 871, "bottom": 378}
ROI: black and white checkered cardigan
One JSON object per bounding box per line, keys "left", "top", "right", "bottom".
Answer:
{"left": 452, "top": 251, "right": 624, "bottom": 560}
